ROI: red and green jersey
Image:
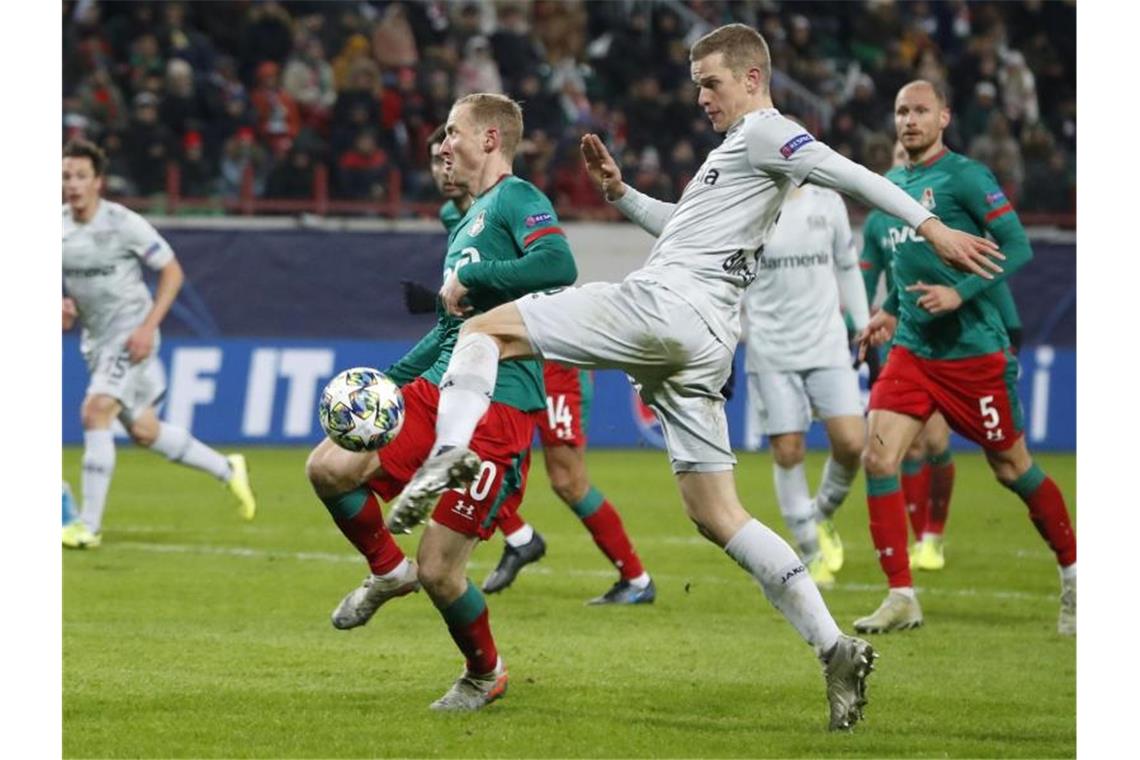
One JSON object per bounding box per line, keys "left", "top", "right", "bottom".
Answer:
{"left": 872, "top": 149, "right": 1029, "bottom": 359}
{"left": 386, "top": 175, "right": 577, "bottom": 412}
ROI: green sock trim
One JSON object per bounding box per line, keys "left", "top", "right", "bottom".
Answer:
{"left": 1007, "top": 464, "right": 1046, "bottom": 499}
{"left": 321, "top": 488, "right": 368, "bottom": 520}
{"left": 570, "top": 485, "right": 605, "bottom": 518}
{"left": 438, "top": 580, "right": 486, "bottom": 627}
{"left": 901, "top": 458, "right": 925, "bottom": 476}
{"left": 927, "top": 450, "right": 953, "bottom": 467}
{"left": 867, "top": 474, "right": 901, "bottom": 497}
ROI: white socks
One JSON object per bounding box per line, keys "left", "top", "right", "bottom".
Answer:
{"left": 773, "top": 462, "right": 818, "bottom": 559}
{"left": 80, "top": 429, "right": 116, "bottom": 533}
{"left": 150, "top": 422, "right": 232, "bottom": 481}
{"left": 505, "top": 524, "right": 535, "bottom": 548}
{"left": 724, "top": 519, "right": 842, "bottom": 656}
{"left": 436, "top": 333, "right": 499, "bottom": 451}
{"left": 814, "top": 456, "right": 858, "bottom": 519}
{"left": 1060, "top": 563, "right": 1077, "bottom": 583}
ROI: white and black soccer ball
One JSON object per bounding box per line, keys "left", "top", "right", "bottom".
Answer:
{"left": 318, "top": 367, "right": 405, "bottom": 452}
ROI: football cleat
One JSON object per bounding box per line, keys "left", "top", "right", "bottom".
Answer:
{"left": 808, "top": 555, "right": 835, "bottom": 590}
{"left": 1058, "top": 578, "right": 1076, "bottom": 636}
{"left": 225, "top": 454, "right": 257, "bottom": 521}
{"left": 910, "top": 534, "right": 945, "bottom": 571}
{"left": 482, "top": 532, "right": 547, "bottom": 593}
{"left": 853, "top": 591, "right": 924, "bottom": 634}
{"left": 331, "top": 561, "right": 420, "bottom": 630}
{"left": 817, "top": 518, "right": 844, "bottom": 573}
{"left": 588, "top": 577, "right": 656, "bottom": 605}
{"left": 62, "top": 521, "right": 101, "bottom": 550}
{"left": 387, "top": 446, "right": 482, "bottom": 534}
{"left": 823, "top": 635, "right": 878, "bottom": 731}
{"left": 430, "top": 658, "right": 509, "bottom": 711}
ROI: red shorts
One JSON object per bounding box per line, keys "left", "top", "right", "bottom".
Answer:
{"left": 531, "top": 362, "right": 593, "bottom": 448}
{"left": 368, "top": 378, "right": 534, "bottom": 540}
{"left": 870, "top": 346, "right": 1023, "bottom": 451}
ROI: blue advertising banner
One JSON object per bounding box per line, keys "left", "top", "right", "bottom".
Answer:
{"left": 63, "top": 338, "right": 1075, "bottom": 451}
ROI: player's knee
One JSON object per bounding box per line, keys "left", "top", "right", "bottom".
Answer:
{"left": 305, "top": 446, "right": 351, "bottom": 494}
{"left": 548, "top": 467, "right": 587, "bottom": 506}
{"left": 129, "top": 422, "right": 158, "bottom": 447}
{"left": 81, "top": 396, "right": 117, "bottom": 430}
{"left": 832, "top": 432, "right": 865, "bottom": 466}
{"left": 770, "top": 435, "right": 805, "bottom": 469}
{"left": 416, "top": 556, "right": 463, "bottom": 600}
{"left": 861, "top": 446, "right": 896, "bottom": 478}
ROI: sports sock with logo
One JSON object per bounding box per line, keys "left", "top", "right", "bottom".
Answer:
{"left": 149, "top": 422, "right": 231, "bottom": 480}
{"left": 724, "top": 518, "right": 842, "bottom": 656}
{"left": 773, "top": 462, "right": 819, "bottom": 559}
{"left": 80, "top": 429, "right": 116, "bottom": 533}
{"left": 1004, "top": 464, "right": 1076, "bottom": 567}
{"left": 435, "top": 333, "right": 499, "bottom": 451}
{"left": 437, "top": 581, "right": 499, "bottom": 675}
{"left": 867, "top": 474, "right": 913, "bottom": 588}
{"left": 320, "top": 487, "right": 406, "bottom": 575}
{"left": 572, "top": 486, "right": 645, "bottom": 580}
{"left": 925, "top": 450, "right": 955, "bottom": 536}
{"left": 814, "top": 455, "right": 858, "bottom": 518}
{"left": 900, "top": 457, "right": 930, "bottom": 539}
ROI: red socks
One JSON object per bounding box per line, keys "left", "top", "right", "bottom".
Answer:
{"left": 582, "top": 502, "right": 645, "bottom": 580}
{"left": 867, "top": 474, "right": 913, "bottom": 588}
{"left": 322, "top": 487, "right": 405, "bottom": 575}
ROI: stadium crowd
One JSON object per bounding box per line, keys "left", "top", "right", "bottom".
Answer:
{"left": 63, "top": 0, "right": 1076, "bottom": 218}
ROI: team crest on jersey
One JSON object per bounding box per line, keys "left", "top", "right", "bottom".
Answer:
{"left": 469, "top": 210, "right": 486, "bottom": 236}
{"left": 920, "top": 187, "right": 937, "bottom": 210}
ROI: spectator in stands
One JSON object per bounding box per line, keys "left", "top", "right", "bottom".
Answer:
{"left": 842, "top": 73, "right": 883, "bottom": 133}
{"left": 516, "top": 73, "right": 562, "bottom": 135}
{"left": 178, "top": 130, "right": 218, "bottom": 198}
{"left": 157, "top": 1, "right": 214, "bottom": 73}
{"left": 998, "top": 50, "right": 1040, "bottom": 133}
{"left": 220, "top": 127, "right": 269, "bottom": 198}
{"left": 455, "top": 36, "right": 503, "bottom": 97}
{"left": 240, "top": 1, "right": 294, "bottom": 80}
{"left": 77, "top": 67, "right": 129, "bottom": 133}
{"left": 491, "top": 4, "right": 543, "bottom": 96}
{"left": 969, "top": 112, "right": 1024, "bottom": 202}
{"left": 331, "top": 61, "right": 383, "bottom": 157}
{"left": 336, "top": 130, "right": 392, "bottom": 201}
{"left": 1020, "top": 147, "right": 1073, "bottom": 214}
{"left": 127, "top": 32, "right": 165, "bottom": 97}
{"left": 622, "top": 76, "right": 665, "bottom": 152}
{"left": 861, "top": 133, "right": 895, "bottom": 175}
{"left": 959, "top": 81, "right": 1000, "bottom": 147}
{"left": 665, "top": 139, "right": 698, "bottom": 195}
{"left": 100, "top": 130, "right": 137, "bottom": 197}
{"left": 160, "top": 58, "right": 211, "bottom": 139}
{"left": 372, "top": 2, "right": 419, "bottom": 71}
{"left": 332, "top": 33, "right": 373, "bottom": 91}
{"left": 283, "top": 35, "right": 337, "bottom": 131}
{"left": 125, "top": 92, "right": 172, "bottom": 196}
{"left": 266, "top": 145, "right": 317, "bottom": 200}
{"left": 250, "top": 61, "right": 301, "bottom": 157}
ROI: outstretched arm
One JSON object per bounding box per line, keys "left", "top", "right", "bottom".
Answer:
{"left": 581, "top": 133, "right": 675, "bottom": 236}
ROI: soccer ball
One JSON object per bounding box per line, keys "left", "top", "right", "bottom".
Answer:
{"left": 318, "top": 367, "right": 405, "bottom": 452}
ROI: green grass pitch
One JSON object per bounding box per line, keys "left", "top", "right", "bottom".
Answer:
{"left": 63, "top": 447, "right": 1075, "bottom": 758}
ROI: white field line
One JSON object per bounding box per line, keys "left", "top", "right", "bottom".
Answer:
{"left": 110, "top": 540, "right": 1059, "bottom": 603}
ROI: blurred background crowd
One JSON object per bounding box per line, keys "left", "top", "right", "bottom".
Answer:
{"left": 62, "top": 0, "right": 1076, "bottom": 220}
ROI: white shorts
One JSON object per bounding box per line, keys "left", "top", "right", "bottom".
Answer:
{"left": 516, "top": 280, "right": 734, "bottom": 472}
{"left": 84, "top": 343, "right": 166, "bottom": 425}
{"left": 747, "top": 366, "right": 863, "bottom": 437}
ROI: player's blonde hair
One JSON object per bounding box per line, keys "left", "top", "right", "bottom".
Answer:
{"left": 690, "top": 23, "right": 771, "bottom": 90}
{"left": 453, "top": 93, "right": 524, "bottom": 159}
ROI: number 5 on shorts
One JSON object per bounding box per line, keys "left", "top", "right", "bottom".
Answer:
{"left": 979, "top": 395, "right": 1001, "bottom": 429}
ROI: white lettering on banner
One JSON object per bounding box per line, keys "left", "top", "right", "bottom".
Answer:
{"left": 166, "top": 348, "right": 222, "bottom": 430}
{"left": 1030, "top": 345, "right": 1054, "bottom": 442}
{"left": 279, "top": 349, "right": 335, "bottom": 436}
{"left": 242, "top": 349, "right": 280, "bottom": 436}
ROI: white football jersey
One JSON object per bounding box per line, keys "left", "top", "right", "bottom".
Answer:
{"left": 743, "top": 185, "right": 857, "bottom": 373}
{"left": 626, "top": 109, "right": 833, "bottom": 348}
{"left": 62, "top": 200, "right": 174, "bottom": 356}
